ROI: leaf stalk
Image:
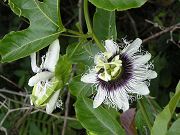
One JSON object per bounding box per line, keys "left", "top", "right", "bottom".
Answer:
{"left": 83, "top": 0, "right": 105, "bottom": 52}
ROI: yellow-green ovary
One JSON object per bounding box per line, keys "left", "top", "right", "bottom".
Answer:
{"left": 95, "top": 52, "right": 122, "bottom": 82}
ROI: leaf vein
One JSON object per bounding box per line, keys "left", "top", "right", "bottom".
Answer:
{"left": 33, "top": 0, "right": 59, "bottom": 27}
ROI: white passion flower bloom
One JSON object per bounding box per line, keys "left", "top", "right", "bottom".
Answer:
{"left": 81, "top": 38, "right": 157, "bottom": 111}
{"left": 28, "top": 39, "right": 61, "bottom": 114}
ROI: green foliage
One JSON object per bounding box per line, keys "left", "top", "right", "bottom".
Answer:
{"left": 88, "top": 0, "right": 147, "bottom": 11}
{"left": 75, "top": 97, "right": 125, "bottom": 135}
{"left": 166, "top": 118, "right": 180, "bottom": 135}
{"left": 135, "top": 110, "right": 148, "bottom": 134}
{"left": 66, "top": 41, "right": 99, "bottom": 65}
{"left": 136, "top": 98, "right": 162, "bottom": 134}
{"left": 0, "top": 0, "right": 179, "bottom": 134}
{"left": 69, "top": 76, "right": 93, "bottom": 97}
{"left": 55, "top": 55, "right": 72, "bottom": 85}
{"left": 151, "top": 81, "right": 180, "bottom": 135}
{"left": 93, "top": 8, "right": 117, "bottom": 41}
{"left": 0, "top": 0, "right": 64, "bottom": 62}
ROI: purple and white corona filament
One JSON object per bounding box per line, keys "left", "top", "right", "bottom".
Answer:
{"left": 81, "top": 38, "right": 157, "bottom": 111}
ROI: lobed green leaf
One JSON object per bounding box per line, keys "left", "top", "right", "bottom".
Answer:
{"left": 0, "top": 0, "right": 64, "bottom": 62}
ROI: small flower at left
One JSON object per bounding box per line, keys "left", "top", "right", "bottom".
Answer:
{"left": 28, "top": 39, "right": 62, "bottom": 114}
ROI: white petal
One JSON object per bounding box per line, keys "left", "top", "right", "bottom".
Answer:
{"left": 28, "top": 72, "right": 53, "bottom": 86}
{"left": 94, "top": 54, "right": 104, "bottom": 65}
{"left": 46, "top": 89, "right": 60, "bottom": 114}
{"left": 105, "top": 39, "right": 119, "bottom": 54}
{"left": 121, "top": 99, "right": 129, "bottom": 112}
{"left": 147, "top": 70, "right": 157, "bottom": 79}
{"left": 93, "top": 86, "right": 107, "bottom": 108}
{"left": 134, "top": 53, "right": 151, "bottom": 65}
{"left": 113, "top": 90, "right": 129, "bottom": 111}
{"left": 30, "top": 53, "right": 40, "bottom": 73}
{"left": 132, "top": 69, "right": 157, "bottom": 82}
{"left": 44, "top": 39, "right": 60, "bottom": 72}
{"left": 122, "top": 38, "right": 142, "bottom": 55}
{"left": 81, "top": 72, "right": 97, "bottom": 84}
{"left": 109, "top": 91, "right": 122, "bottom": 109}
{"left": 132, "top": 82, "right": 150, "bottom": 95}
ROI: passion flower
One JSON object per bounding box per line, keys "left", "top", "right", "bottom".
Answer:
{"left": 28, "top": 39, "right": 61, "bottom": 114}
{"left": 81, "top": 38, "right": 157, "bottom": 111}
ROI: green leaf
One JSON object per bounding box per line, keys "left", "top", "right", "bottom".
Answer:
{"left": 0, "top": 0, "right": 65, "bottom": 62}
{"left": 67, "top": 119, "right": 83, "bottom": 130}
{"left": 169, "top": 92, "right": 180, "bottom": 108}
{"left": 176, "top": 81, "right": 180, "bottom": 93}
{"left": 93, "top": 8, "right": 117, "bottom": 41}
{"left": 136, "top": 99, "right": 161, "bottom": 134}
{"left": 135, "top": 110, "right": 147, "bottom": 135}
{"left": 69, "top": 76, "right": 93, "bottom": 97}
{"left": 166, "top": 118, "right": 180, "bottom": 135}
{"left": 75, "top": 97, "right": 125, "bottom": 135}
{"left": 88, "top": 0, "right": 147, "bottom": 11}
{"left": 66, "top": 40, "right": 90, "bottom": 65}
{"left": 66, "top": 41, "right": 99, "bottom": 66}
{"left": 55, "top": 55, "right": 72, "bottom": 85}
{"left": 151, "top": 81, "right": 180, "bottom": 135}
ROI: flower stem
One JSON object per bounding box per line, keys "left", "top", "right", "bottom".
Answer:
{"left": 83, "top": 0, "right": 105, "bottom": 52}
{"left": 93, "top": 33, "right": 105, "bottom": 52}
{"left": 138, "top": 99, "right": 152, "bottom": 130}
{"left": 83, "top": 0, "right": 92, "bottom": 33}
{"left": 66, "top": 29, "right": 84, "bottom": 36}
{"left": 59, "top": 34, "right": 82, "bottom": 38}
{"left": 65, "top": 29, "right": 91, "bottom": 39}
